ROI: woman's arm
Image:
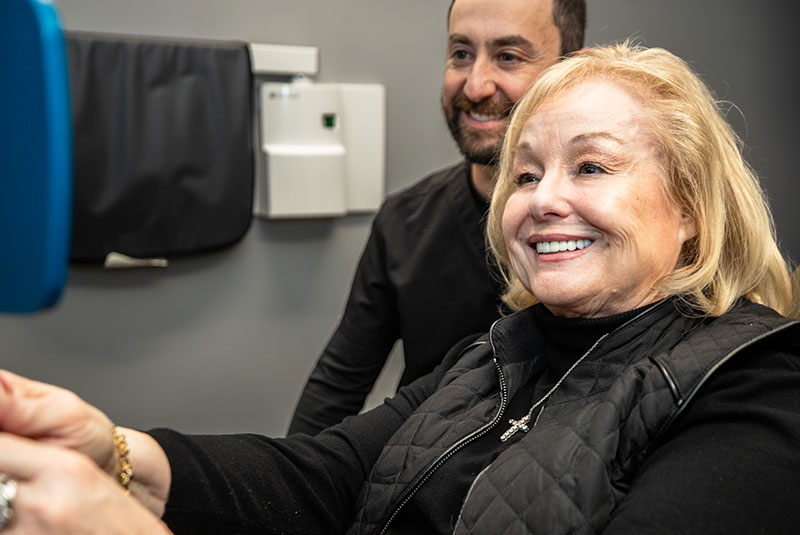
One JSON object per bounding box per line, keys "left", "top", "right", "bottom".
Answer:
{"left": 0, "top": 334, "right": 471, "bottom": 533}
{"left": 148, "top": 337, "right": 476, "bottom": 532}
{"left": 148, "top": 372, "right": 441, "bottom": 533}
{"left": 603, "top": 348, "right": 800, "bottom": 534}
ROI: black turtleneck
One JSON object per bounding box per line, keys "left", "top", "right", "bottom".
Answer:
{"left": 531, "top": 303, "right": 643, "bottom": 376}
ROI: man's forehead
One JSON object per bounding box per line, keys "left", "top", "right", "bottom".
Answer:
{"left": 448, "top": 0, "right": 556, "bottom": 42}
{"left": 450, "top": 0, "right": 553, "bottom": 12}
{"left": 449, "top": 0, "right": 554, "bottom": 23}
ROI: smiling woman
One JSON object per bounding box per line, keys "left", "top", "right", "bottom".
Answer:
{"left": 0, "top": 43, "right": 798, "bottom": 535}
{"left": 489, "top": 42, "right": 792, "bottom": 318}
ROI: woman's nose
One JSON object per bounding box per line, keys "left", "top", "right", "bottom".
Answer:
{"left": 526, "top": 174, "right": 571, "bottom": 220}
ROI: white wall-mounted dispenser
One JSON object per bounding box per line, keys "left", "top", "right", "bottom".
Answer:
{"left": 249, "top": 44, "right": 385, "bottom": 219}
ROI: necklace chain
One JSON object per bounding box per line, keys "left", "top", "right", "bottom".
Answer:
{"left": 500, "top": 332, "right": 609, "bottom": 442}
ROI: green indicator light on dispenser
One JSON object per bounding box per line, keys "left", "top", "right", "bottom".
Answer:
{"left": 323, "top": 113, "right": 336, "bottom": 128}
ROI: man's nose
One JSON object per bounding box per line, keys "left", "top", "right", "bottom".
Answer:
{"left": 463, "top": 56, "right": 497, "bottom": 102}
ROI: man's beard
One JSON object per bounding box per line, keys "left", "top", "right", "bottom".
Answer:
{"left": 442, "top": 92, "right": 514, "bottom": 166}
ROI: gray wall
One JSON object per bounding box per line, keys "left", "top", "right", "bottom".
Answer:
{"left": 1, "top": 0, "right": 797, "bottom": 437}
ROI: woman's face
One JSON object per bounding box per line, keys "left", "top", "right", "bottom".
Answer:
{"left": 502, "top": 78, "right": 696, "bottom": 318}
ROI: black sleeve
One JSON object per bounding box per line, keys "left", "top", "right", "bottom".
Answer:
{"left": 603, "top": 348, "right": 800, "bottom": 535}
{"left": 150, "top": 362, "right": 446, "bottom": 535}
{"left": 288, "top": 211, "right": 401, "bottom": 436}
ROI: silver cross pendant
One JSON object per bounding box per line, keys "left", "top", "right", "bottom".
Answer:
{"left": 500, "top": 414, "right": 531, "bottom": 442}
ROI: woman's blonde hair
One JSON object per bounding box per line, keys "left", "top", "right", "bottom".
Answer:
{"left": 487, "top": 42, "right": 792, "bottom": 316}
{"left": 790, "top": 267, "right": 800, "bottom": 319}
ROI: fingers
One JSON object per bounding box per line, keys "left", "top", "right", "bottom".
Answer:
{"left": 0, "top": 432, "right": 173, "bottom": 535}
{"left": 0, "top": 370, "right": 78, "bottom": 435}
{"left": 0, "top": 432, "right": 114, "bottom": 523}
{"left": 0, "top": 432, "right": 76, "bottom": 481}
{"left": 0, "top": 435, "right": 59, "bottom": 535}
{"left": 0, "top": 369, "right": 55, "bottom": 400}
{"left": 0, "top": 370, "right": 114, "bottom": 469}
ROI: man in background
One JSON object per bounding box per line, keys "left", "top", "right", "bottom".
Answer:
{"left": 289, "top": 0, "right": 586, "bottom": 435}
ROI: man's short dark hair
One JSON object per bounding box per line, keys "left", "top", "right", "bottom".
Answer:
{"left": 447, "top": 0, "right": 586, "bottom": 57}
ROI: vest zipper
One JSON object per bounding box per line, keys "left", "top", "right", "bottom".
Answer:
{"left": 375, "top": 300, "right": 670, "bottom": 535}
{"left": 376, "top": 323, "right": 509, "bottom": 535}
{"left": 453, "top": 329, "right": 608, "bottom": 527}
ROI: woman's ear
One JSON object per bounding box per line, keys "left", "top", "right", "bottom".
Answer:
{"left": 678, "top": 212, "right": 697, "bottom": 244}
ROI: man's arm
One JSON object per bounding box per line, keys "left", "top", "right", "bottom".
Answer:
{"left": 288, "top": 214, "right": 400, "bottom": 435}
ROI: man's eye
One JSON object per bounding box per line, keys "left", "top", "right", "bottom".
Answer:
{"left": 451, "top": 49, "right": 471, "bottom": 61}
{"left": 515, "top": 172, "right": 539, "bottom": 186}
{"left": 578, "top": 162, "right": 605, "bottom": 175}
{"left": 498, "top": 52, "right": 520, "bottom": 63}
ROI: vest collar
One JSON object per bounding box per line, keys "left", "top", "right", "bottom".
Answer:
{"left": 488, "top": 298, "right": 683, "bottom": 398}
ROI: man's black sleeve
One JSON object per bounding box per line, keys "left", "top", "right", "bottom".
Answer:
{"left": 288, "top": 212, "right": 399, "bottom": 435}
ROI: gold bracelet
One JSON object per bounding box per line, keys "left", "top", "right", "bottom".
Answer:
{"left": 111, "top": 425, "right": 134, "bottom": 494}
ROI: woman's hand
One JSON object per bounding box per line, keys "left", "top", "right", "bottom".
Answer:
{"left": 0, "top": 370, "right": 115, "bottom": 471}
{"left": 0, "top": 370, "right": 172, "bottom": 517}
{"left": 0, "top": 432, "right": 172, "bottom": 534}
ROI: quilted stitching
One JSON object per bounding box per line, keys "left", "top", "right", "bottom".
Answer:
{"left": 349, "top": 301, "right": 797, "bottom": 535}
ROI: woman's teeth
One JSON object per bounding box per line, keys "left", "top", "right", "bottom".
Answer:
{"left": 535, "top": 239, "right": 593, "bottom": 254}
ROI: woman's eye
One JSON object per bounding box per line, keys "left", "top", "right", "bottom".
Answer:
{"left": 515, "top": 172, "right": 539, "bottom": 186}
{"left": 578, "top": 162, "right": 605, "bottom": 175}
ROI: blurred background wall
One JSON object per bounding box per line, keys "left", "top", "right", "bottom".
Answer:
{"left": 2, "top": 0, "right": 797, "bottom": 436}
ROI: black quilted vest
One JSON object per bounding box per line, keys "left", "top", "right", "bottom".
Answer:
{"left": 347, "top": 299, "right": 800, "bottom": 535}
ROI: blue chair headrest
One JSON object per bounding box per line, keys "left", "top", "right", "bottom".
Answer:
{"left": 0, "top": 0, "right": 72, "bottom": 313}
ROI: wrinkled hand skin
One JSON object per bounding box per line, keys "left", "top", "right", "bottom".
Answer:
{"left": 0, "top": 432, "right": 171, "bottom": 535}
{"left": 0, "top": 370, "right": 116, "bottom": 475}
